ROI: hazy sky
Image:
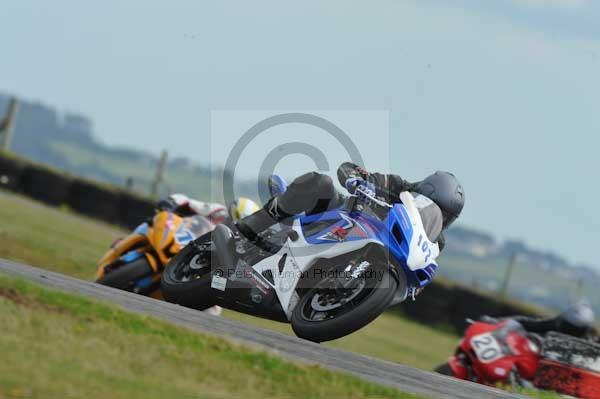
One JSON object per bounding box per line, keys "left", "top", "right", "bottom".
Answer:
{"left": 2, "top": 0, "right": 600, "bottom": 266}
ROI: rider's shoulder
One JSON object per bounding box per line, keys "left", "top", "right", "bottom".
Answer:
{"left": 411, "top": 192, "right": 434, "bottom": 209}
{"left": 406, "top": 192, "right": 442, "bottom": 213}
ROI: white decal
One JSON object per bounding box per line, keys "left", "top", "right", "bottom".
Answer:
{"left": 211, "top": 275, "right": 227, "bottom": 291}
{"left": 401, "top": 192, "right": 440, "bottom": 271}
{"left": 471, "top": 333, "right": 503, "bottom": 364}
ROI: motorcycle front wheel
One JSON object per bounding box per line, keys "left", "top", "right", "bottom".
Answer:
{"left": 291, "top": 263, "right": 400, "bottom": 342}
{"left": 96, "top": 257, "right": 153, "bottom": 292}
{"left": 434, "top": 363, "right": 454, "bottom": 376}
{"left": 161, "top": 240, "right": 214, "bottom": 310}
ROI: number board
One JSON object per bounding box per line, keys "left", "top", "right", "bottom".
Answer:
{"left": 470, "top": 332, "right": 504, "bottom": 364}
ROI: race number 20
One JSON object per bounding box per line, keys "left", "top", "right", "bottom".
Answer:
{"left": 470, "top": 333, "right": 503, "bottom": 363}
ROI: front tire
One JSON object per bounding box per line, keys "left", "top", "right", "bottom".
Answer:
{"left": 161, "top": 241, "right": 213, "bottom": 310}
{"left": 434, "top": 363, "right": 454, "bottom": 376}
{"left": 291, "top": 264, "right": 400, "bottom": 342}
{"left": 96, "top": 257, "right": 153, "bottom": 291}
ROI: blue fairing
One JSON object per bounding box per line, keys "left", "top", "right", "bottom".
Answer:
{"left": 299, "top": 204, "right": 437, "bottom": 289}
{"left": 136, "top": 275, "right": 154, "bottom": 290}
{"left": 133, "top": 222, "right": 149, "bottom": 236}
{"left": 120, "top": 250, "right": 143, "bottom": 263}
{"left": 175, "top": 224, "right": 195, "bottom": 245}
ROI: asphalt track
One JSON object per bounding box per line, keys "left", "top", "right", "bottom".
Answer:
{"left": 0, "top": 258, "right": 528, "bottom": 399}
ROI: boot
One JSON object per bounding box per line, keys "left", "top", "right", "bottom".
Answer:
{"left": 236, "top": 197, "right": 288, "bottom": 241}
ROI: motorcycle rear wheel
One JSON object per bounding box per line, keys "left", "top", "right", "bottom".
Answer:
{"left": 291, "top": 264, "right": 400, "bottom": 342}
{"left": 96, "top": 257, "right": 153, "bottom": 292}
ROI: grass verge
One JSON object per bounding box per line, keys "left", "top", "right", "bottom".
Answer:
{"left": 0, "top": 191, "right": 123, "bottom": 279}
{"left": 0, "top": 274, "right": 424, "bottom": 399}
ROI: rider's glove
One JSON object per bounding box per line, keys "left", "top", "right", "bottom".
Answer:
{"left": 345, "top": 177, "right": 376, "bottom": 200}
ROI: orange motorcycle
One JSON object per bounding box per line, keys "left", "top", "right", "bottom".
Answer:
{"left": 96, "top": 210, "right": 216, "bottom": 297}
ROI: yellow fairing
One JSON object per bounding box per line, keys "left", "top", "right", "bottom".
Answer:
{"left": 95, "top": 211, "right": 184, "bottom": 281}
{"left": 95, "top": 234, "right": 149, "bottom": 280}
{"left": 147, "top": 212, "right": 184, "bottom": 265}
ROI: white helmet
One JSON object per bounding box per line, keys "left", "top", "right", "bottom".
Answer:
{"left": 561, "top": 300, "right": 595, "bottom": 329}
{"left": 229, "top": 197, "right": 260, "bottom": 222}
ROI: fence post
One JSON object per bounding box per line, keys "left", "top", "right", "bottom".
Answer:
{"left": 500, "top": 253, "right": 518, "bottom": 297}
{"left": 125, "top": 177, "right": 134, "bottom": 191}
{"left": 0, "top": 97, "right": 19, "bottom": 151}
{"left": 575, "top": 277, "right": 584, "bottom": 301}
{"left": 150, "top": 150, "right": 168, "bottom": 198}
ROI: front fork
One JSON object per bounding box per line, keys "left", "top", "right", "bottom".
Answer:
{"left": 386, "top": 266, "right": 409, "bottom": 307}
{"left": 448, "top": 353, "right": 470, "bottom": 380}
{"left": 508, "top": 367, "right": 534, "bottom": 389}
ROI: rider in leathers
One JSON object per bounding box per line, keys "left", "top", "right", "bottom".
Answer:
{"left": 502, "top": 300, "right": 598, "bottom": 341}
{"left": 237, "top": 162, "right": 465, "bottom": 252}
{"left": 158, "top": 194, "right": 260, "bottom": 227}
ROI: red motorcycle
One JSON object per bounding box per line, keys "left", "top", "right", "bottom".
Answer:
{"left": 436, "top": 319, "right": 540, "bottom": 386}
{"left": 438, "top": 319, "right": 600, "bottom": 398}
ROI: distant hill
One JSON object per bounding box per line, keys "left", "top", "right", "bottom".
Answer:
{"left": 0, "top": 93, "right": 218, "bottom": 200}
{"left": 2, "top": 92, "right": 599, "bottom": 314}
{"left": 442, "top": 226, "right": 600, "bottom": 312}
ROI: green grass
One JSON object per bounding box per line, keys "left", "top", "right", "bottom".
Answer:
{"left": 515, "top": 389, "right": 561, "bottom": 399}
{"left": 0, "top": 274, "right": 423, "bottom": 399}
{"left": 0, "top": 189, "right": 459, "bottom": 371}
{"left": 0, "top": 191, "right": 124, "bottom": 279}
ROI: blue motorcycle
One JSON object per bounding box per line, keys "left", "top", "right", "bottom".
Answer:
{"left": 162, "top": 176, "right": 441, "bottom": 342}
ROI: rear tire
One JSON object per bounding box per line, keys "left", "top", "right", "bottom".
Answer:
{"left": 161, "top": 242, "right": 213, "bottom": 310}
{"left": 291, "top": 265, "right": 400, "bottom": 342}
{"left": 96, "top": 257, "right": 153, "bottom": 291}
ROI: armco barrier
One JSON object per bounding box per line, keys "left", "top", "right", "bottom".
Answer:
{"left": 0, "top": 154, "right": 25, "bottom": 191}
{"left": 21, "top": 163, "right": 72, "bottom": 206}
{"left": 397, "top": 281, "right": 542, "bottom": 332}
{"left": 117, "top": 191, "right": 156, "bottom": 229}
{"left": 66, "top": 179, "right": 121, "bottom": 224}
{"left": 400, "top": 281, "right": 458, "bottom": 327}
{"left": 0, "top": 152, "right": 156, "bottom": 230}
